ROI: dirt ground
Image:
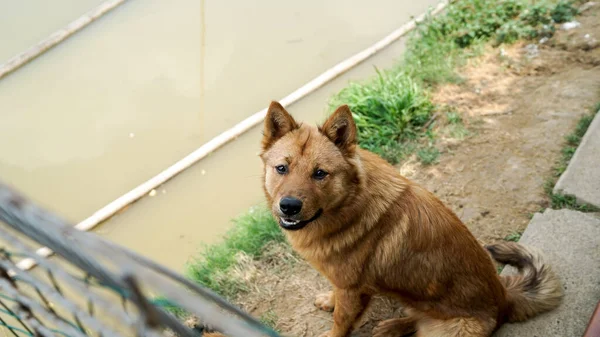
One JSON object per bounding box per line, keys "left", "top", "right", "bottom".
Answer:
{"left": 223, "top": 6, "right": 600, "bottom": 337}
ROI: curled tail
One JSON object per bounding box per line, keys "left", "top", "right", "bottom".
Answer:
{"left": 485, "top": 242, "right": 563, "bottom": 322}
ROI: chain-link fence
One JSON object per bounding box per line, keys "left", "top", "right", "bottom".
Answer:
{"left": 0, "top": 182, "right": 281, "bottom": 337}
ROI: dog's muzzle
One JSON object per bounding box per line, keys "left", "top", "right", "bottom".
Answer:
{"left": 279, "top": 209, "right": 323, "bottom": 230}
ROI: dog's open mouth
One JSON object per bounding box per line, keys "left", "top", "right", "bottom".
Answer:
{"left": 279, "top": 209, "right": 323, "bottom": 230}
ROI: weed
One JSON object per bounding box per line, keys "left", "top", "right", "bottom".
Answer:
{"left": 152, "top": 297, "right": 187, "bottom": 318}
{"left": 417, "top": 147, "right": 440, "bottom": 165}
{"left": 504, "top": 231, "right": 523, "bottom": 242}
{"left": 545, "top": 106, "right": 599, "bottom": 212}
{"left": 259, "top": 310, "right": 279, "bottom": 330}
{"left": 446, "top": 111, "right": 463, "bottom": 124}
{"left": 572, "top": 114, "right": 595, "bottom": 143}
{"left": 553, "top": 112, "right": 595, "bottom": 177}
{"left": 443, "top": 111, "right": 470, "bottom": 140}
{"left": 329, "top": 69, "right": 433, "bottom": 164}
{"left": 551, "top": 0, "right": 579, "bottom": 23}
{"left": 549, "top": 193, "right": 600, "bottom": 212}
{"left": 402, "top": 28, "right": 467, "bottom": 86}
{"left": 186, "top": 206, "right": 284, "bottom": 299}
{"left": 449, "top": 125, "right": 470, "bottom": 140}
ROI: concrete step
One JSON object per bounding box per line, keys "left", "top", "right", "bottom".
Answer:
{"left": 495, "top": 209, "right": 600, "bottom": 337}
{"left": 554, "top": 111, "right": 600, "bottom": 208}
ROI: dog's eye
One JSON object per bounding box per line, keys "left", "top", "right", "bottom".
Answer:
{"left": 275, "top": 165, "right": 288, "bottom": 175}
{"left": 313, "top": 169, "right": 328, "bottom": 180}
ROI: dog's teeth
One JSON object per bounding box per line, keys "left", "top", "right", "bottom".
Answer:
{"left": 281, "top": 218, "right": 299, "bottom": 225}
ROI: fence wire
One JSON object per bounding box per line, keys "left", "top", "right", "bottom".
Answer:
{"left": 0, "top": 182, "right": 281, "bottom": 337}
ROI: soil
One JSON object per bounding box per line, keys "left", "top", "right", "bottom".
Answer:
{"left": 219, "top": 5, "right": 600, "bottom": 337}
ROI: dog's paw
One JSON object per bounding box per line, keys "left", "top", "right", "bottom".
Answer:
{"left": 372, "top": 317, "right": 416, "bottom": 337}
{"left": 314, "top": 291, "right": 335, "bottom": 312}
{"left": 317, "top": 331, "right": 331, "bottom": 337}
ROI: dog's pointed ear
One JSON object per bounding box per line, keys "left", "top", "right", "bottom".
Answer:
{"left": 262, "top": 101, "right": 298, "bottom": 150}
{"left": 320, "top": 105, "right": 357, "bottom": 154}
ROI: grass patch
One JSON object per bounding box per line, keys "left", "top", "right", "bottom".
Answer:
{"left": 550, "top": 0, "right": 579, "bottom": 23}
{"left": 558, "top": 113, "right": 595, "bottom": 173}
{"left": 185, "top": 206, "right": 284, "bottom": 300}
{"left": 547, "top": 192, "right": 600, "bottom": 212}
{"left": 446, "top": 111, "right": 463, "bottom": 125}
{"left": 504, "top": 231, "right": 523, "bottom": 242}
{"left": 417, "top": 146, "right": 440, "bottom": 165}
{"left": 544, "top": 105, "right": 600, "bottom": 212}
{"left": 329, "top": 70, "right": 433, "bottom": 163}
{"left": 328, "top": 0, "right": 579, "bottom": 164}
{"left": 448, "top": 124, "right": 470, "bottom": 140}
{"left": 151, "top": 297, "right": 188, "bottom": 319}
{"left": 162, "top": 207, "right": 291, "bottom": 324}
{"left": 259, "top": 310, "right": 279, "bottom": 329}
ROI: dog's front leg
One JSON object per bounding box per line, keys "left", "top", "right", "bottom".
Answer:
{"left": 318, "top": 288, "right": 370, "bottom": 337}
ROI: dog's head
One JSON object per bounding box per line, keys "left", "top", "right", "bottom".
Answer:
{"left": 260, "top": 101, "right": 361, "bottom": 231}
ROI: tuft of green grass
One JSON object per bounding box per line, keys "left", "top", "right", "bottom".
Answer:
{"left": 548, "top": 193, "right": 600, "bottom": 212}
{"left": 544, "top": 106, "right": 599, "bottom": 212}
{"left": 402, "top": 27, "right": 466, "bottom": 86}
{"left": 329, "top": 70, "right": 433, "bottom": 164}
{"left": 185, "top": 206, "right": 283, "bottom": 299}
{"left": 553, "top": 111, "right": 596, "bottom": 178}
{"left": 550, "top": 0, "right": 579, "bottom": 23}
{"left": 446, "top": 111, "right": 463, "bottom": 125}
{"left": 449, "top": 125, "right": 470, "bottom": 140}
{"left": 571, "top": 114, "right": 595, "bottom": 143}
{"left": 152, "top": 297, "right": 188, "bottom": 318}
{"left": 259, "top": 310, "right": 279, "bottom": 330}
{"left": 504, "top": 231, "right": 523, "bottom": 242}
{"left": 329, "top": 0, "right": 576, "bottom": 164}
{"left": 417, "top": 146, "right": 440, "bottom": 165}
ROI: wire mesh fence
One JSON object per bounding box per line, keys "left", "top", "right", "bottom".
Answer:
{"left": 0, "top": 182, "right": 281, "bottom": 337}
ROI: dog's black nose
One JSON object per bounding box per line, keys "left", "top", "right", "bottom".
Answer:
{"left": 280, "top": 197, "right": 302, "bottom": 216}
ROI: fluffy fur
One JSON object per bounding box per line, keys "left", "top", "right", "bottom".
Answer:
{"left": 257, "top": 101, "right": 563, "bottom": 337}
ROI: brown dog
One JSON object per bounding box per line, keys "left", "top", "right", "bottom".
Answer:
{"left": 259, "top": 101, "right": 563, "bottom": 337}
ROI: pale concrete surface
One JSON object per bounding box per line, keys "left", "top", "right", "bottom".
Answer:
{"left": 495, "top": 209, "right": 600, "bottom": 337}
{"left": 554, "top": 111, "right": 600, "bottom": 208}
